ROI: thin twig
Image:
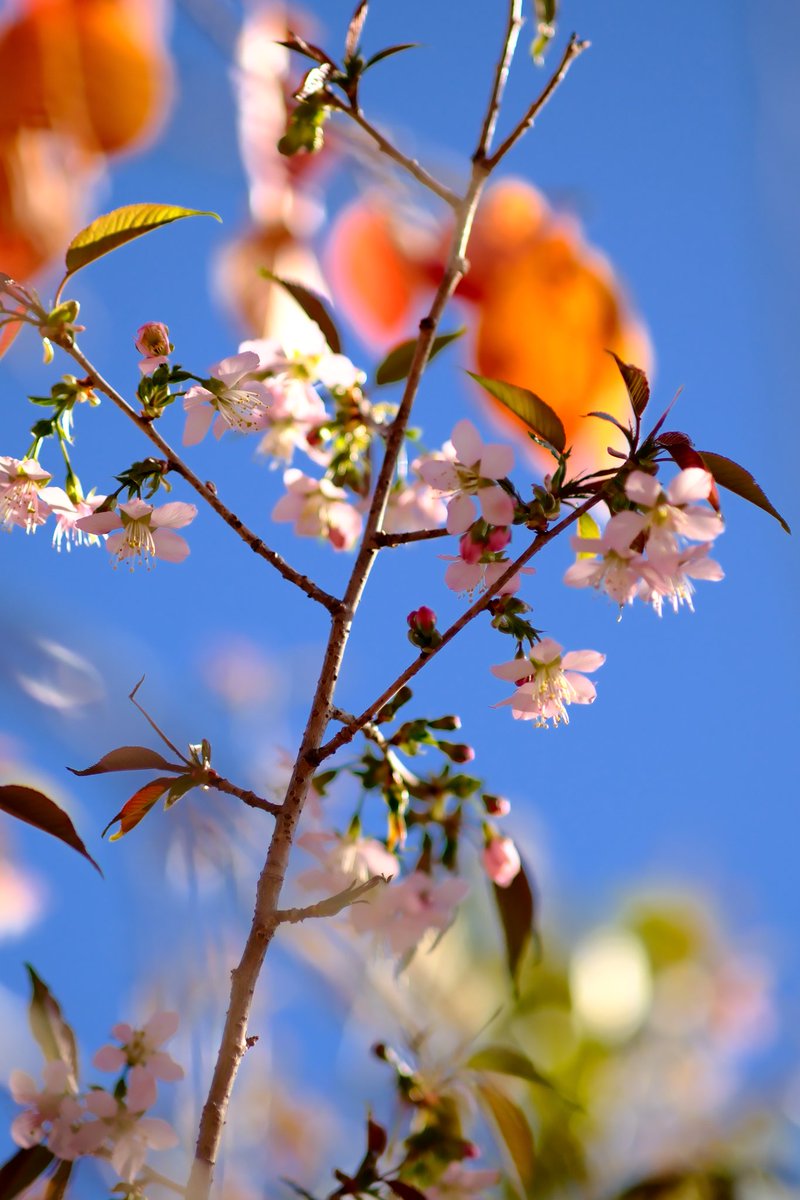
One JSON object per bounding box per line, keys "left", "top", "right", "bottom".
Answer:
{"left": 485, "top": 34, "right": 590, "bottom": 168}
{"left": 205, "top": 771, "right": 282, "bottom": 817}
{"left": 373, "top": 527, "right": 449, "bottom": 547}
{"left": 332, "top": 100, "right": 460, "bottom": 208}
{"left": 128, "top": 676, "right": 190, "bottom": 765}
{"left": 315, "top": 493, "right": 608, "bottom": 763}
{"left": 475, "top": 0, "right": 524, "bottom": 160}
{"left": 55, "top": 339, "right": 343, "bottom": 615}
{"left": 275, "top": 876, "right": 385, "bottom": 925}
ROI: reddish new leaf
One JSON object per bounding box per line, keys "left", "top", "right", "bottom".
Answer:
{"left": 69, "top": 745, "right": 182, "bottom": 777}
{"left": 102, "top": 777, "right": 175, "bottom": 841}
{"left": 0, "top": 784, "right": 101, "bottom": 874}
{"left": 277, "top": 33, "right": 335, "bottom": 65}
{"left": 42, "top": 1159, "right": 72, "bottom": 1200}
{"left": 608, "top": 351, "right": 650, "bottom": 418}
{"left": 258, "top": 270, "right": 342, "bottom": 354}
{"left": 475, "top": 1080, "right": 536, "bottom": 1192}
{"left": 493, "top": 859, "right": 538, "bottom": 991}
{"left": 345, "top": 0, "right": 368, "bottom": 60}
{"left": 26, "top": 966, "right": 78, "bottom": 1078}
{"left": 697, "top": 450, "right": 790, "bottom": 534}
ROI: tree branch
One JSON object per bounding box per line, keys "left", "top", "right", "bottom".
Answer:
{"left": 205, "top": 771, "right": 282, "bottom": 817}
{"left": 475, "top": 0, "right": 524, "bottom": 160}
{"left": 485, "top": 33, "right": 590, "bottom": 169}
{"left": 373, "top": 527, "right": 449, "bottom": 548}
{"left": 315, "top": 493, "right": 608, "bottom": 763}
{"left": 332, "top": 100, "right": 460, "bottom": 208}
{"left": 54, "top": 339, "right": 343, "bottom": 615}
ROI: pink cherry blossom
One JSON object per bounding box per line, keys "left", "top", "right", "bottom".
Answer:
{"left": 427, "top": 1163, "right": 502, "bottom": 1198}
{"left": 77, "top": 499, "right": 197, "bottom": 568}
{"left": 419, "top": 420, "right": 515, "bottom": 534}
{"left": 37, "top": 487, "right": 106, "bottom": 551}
{"left": 0, "top": 457, "right": 53, "bottom": 533}
{"left": 272, "top": 469, "right": 363, "bottom": 550}
{"left": 564, "top": 517, "right": 645, "bottom": 606}
{"left": 482, "top": 835, "right": 521, "bottom": 888}
{"left": 297, "top": 830, "right": 398, "bottom": 895}
{"left": 135, "top": 322, "right": 171, "bottom": 374}
{"left": 9, "top": 1060, "right": 75, "bottom": 1149}
{"left": 492, "top": 637, "right": 605, "bottom": 728}
{"left": 183, "top": 351, "right": 274, "bottom": 445}
{"left": 350, "top": 871, "right": 470, "bottom": 955}
{"left": 637, "top": 542, "right": 724, "bottom": 616}
{"left": 94, "top": 1011, "right": 184, "bottom": 1087}
{"left": 241, "top": 327, "right": 364, "bottom": 397}
{"left": 255, "top": 376, "right": 330, "bottom": 464}
{"left": 621, "top": 467, "right": 724, "bottom": 554}
{"left": 443, "top": 552, "right": 531, "bottom": 597}
{"left": 72, "top": 1090, "right": 178, "bottom": 1183}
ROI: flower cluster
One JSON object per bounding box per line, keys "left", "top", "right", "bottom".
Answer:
{"left": 0, "top": 456, "right": 106, "bottom": 549}
{"left": 565, "top": 468, "right": 724, "bottom": 615}
{"left": 10, "top": 1012, "right": 182, "bottom": 1184}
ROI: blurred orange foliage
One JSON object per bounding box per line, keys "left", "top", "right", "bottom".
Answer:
{"left": 0, "top": 0, "right": 171, "bottom": 280}
{"left": 327, "top": 181, "right": 652, "bottom": 472}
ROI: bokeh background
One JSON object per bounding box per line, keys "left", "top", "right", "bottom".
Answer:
{"left": 0, "top": 1, "right": 798, "bottom": 1196}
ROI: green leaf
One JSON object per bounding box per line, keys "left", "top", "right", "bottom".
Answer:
{"left": 163, "top": 775, "right": 198, "bottom": 811}
{"left": 531, "top": 0, "right": 557, "bottom": 62}
{"left": 608, "top": 351, "right": 650, "bottom": 418}
{"left": 26, "top": 966, "right": 78, "bottom": 1078}
{"left": 64, "top": 204, "right": 221, "bottom": 279}
{"left": 466, "top": 1046, "right": 558, "bottom": 1093}
{"left": 258, "top": 270, "right": 342, "bottom": 354}
{"left": 102, "top": 777, "right": 175, "bottom": 841}
{"left": 475, "top": 1080, "right": 536, "bottom": 1193}
{"left": 493, "top": 860, "right": 537, "bottom": 991}
{"left": 697, "top": 450, "right": 790, "bottom": 534}
{"left": 375, "top": 329, "right": 465, "bottom": 386}
{"left": 42, "top": 1159, "right": 72, "bottom": 1200}
{"left": 467, "top": 372, "right": 566, "bottom": 453}
{"left": 364, "top": 43, "right": 419, "bottom": 70}
{"left": 68, "top": 746, "right": 182, "bottom": 777}
{"left": 0, "top": 784, "right": 101, "bottom": 874}
{"left": 576, "top": 511, "right": 601, "bottom": 558}
{"left": 0, "top": 1146, "right": 54, "bottom": 1200}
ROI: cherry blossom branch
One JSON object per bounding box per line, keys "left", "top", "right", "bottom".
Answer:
{"left": 274, "top": 876, "right": 385, "bottom": 925}
{"left": 330, "top": 707, "right": 422, "bottom": 788}
{"left": 315, "top": 492, "right": 608, "bottom": 764}
{"left": 185, "top": 12, "right": 587, "bottom": 1197}
{"left": 205, "top": 771, "right": 282, "bottom": 817}
{"left": 485, "top": 33, "right": 591, "bottom": 169}
{"left": 475, "top": 0, "right": 524, "bottom": 160}
{"left": 54, "top": 338, "right": 343, "bottom": 615}
{"left": 373, "top": 527, "right": 449, "bottom": 547}
{"left": 331, "top": 99, "right": 460, "bottom": 208}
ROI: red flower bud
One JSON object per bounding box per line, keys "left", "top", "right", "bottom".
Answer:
{"left": 407, "top": 605, "right": 437, "bottom": 632}
{"left": 135, "top": 322, "right": 171, "bottom": 358}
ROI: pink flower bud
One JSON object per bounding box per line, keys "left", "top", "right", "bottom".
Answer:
{"left": 486, "top": 525, "right": 511, "bottom": 552}
{"left": 135, "top": 322, "right": 171, "bottom": 359}
{"left": 440, "top": 742, "right": 475, "bottom": 764}
{"left": 458, "top": 530, "right": 484, "bottom": 564}
{"left": 482, "top": 835, "right": 521, "bottom": 888}
{"left": 407, "top": 606, "right": 437, "bottom": 633}
{"left": 483, "top": 794, "right": 511, "bottom": 817}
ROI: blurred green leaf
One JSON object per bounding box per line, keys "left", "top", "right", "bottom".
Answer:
{"left": 26, "top": 966, "right": 78, "bottom": 1078}
{"left": 64, "top": 204, "right": 220, "bottom": 279}
{"left": 376, "top": 329, "right": 465, "bottom": 386}
{"left": 467, "top": 372, "right": 566, "bottom": 453}
{"left": 476, "top": 1080, "right": 536, "bottom": 1194}
{"left": 531, "top": 0, "right": 557, "bottom": 62}
{"left": 365, "top": 44, "right": 419, "bottom": 70}
{"left": 576, "top": 512, "right": 601, "bottom": 558}
{"left": 466, "top": 1046, "right": 558, "bottom": 1094}
{"left": 493, "top": 860, "right": 537, "bottom": 990}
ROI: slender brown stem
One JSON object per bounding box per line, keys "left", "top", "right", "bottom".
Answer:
{"left": 475, "top": 0, "right": 524, "bottom": 159}
{"left": 274, "top": 876, "right": 384, "bottom": 925}
{"left": 315, "top": 493, "right": 607, "bottom": 764}
{"left": 373, "top": 527, "right": 449, "bottom": 547}
{"left": 54, "top": 339, "right": 343, "bottom": 614}
{"left": 333, "top": 100, "right": 460, "bottom": 208}
{"left": 205, "top": 771, "right": 282, "bottom": 817}
{"left": 485, "top": 34, "right": 590, "bottom": 169}
{"left": 184, "top": 9, "right": 588, "bottom": 1197}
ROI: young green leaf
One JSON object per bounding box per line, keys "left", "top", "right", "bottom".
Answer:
{"left": 475, "top": 1080, "right": 536, "bottom": 1192}
{"left": 493, "top": 860, "right": 538, "bottom": 990}
{"left": 0, "top": 1146, "right": 54, "bottom": 1200}
{"left": 163, "top": 775, "right": 199, "bottom": 811}
{"left": 467, "top": 372, "right": 566, "bottom": 453}
{"left": 467, "top": 1045, "right": 557, "bottom": 1091}
{"left": 576, "top": 511, "right": 601, "bottom": 558}
{"left": 364, "top": 44, "right": 419, "bottom": 70}
{"left": 376, "top": 329, "right": 465, "bottom": 386}
{"left": 531, "top": 0, "right": 557, "bottom": 61}
{"left": 64, "top": 204, "right": 220, "bottom": 280}
{"left": 0, "top": 784, "right": 101, "bottom": 874}
{"left": 697, "top": 450, "right": 790, "bottom": 534}
{"left": 258, "top": 270, "right": 342, "bottom": 354}
{"left": 102, "top": 777, "right": 175, "bottom": 841}
{"left": 68, "top": 746, "right": 183, "bottom": 777}
{"left": 25, "top": 966, "right": 78, "bottom": 1077}
{"left": 608, "top": 351, "right": 650, "bottom": 419}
